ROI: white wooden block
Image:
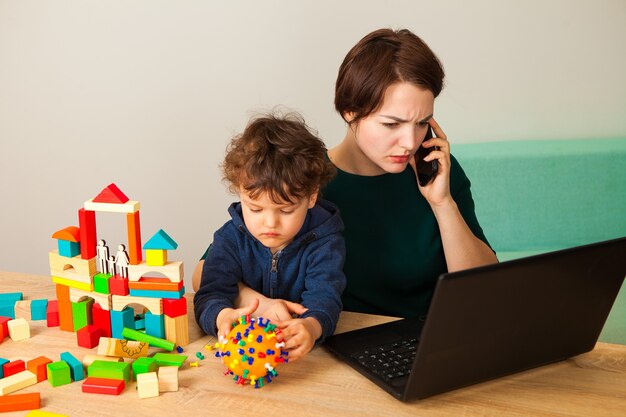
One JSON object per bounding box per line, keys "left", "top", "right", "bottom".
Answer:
{"left": 157, "top": 366, "right": 178, "bottom": 392}
{"left": 111, "top": 295, "right": 162, "bottom": 315}
{"left": 84, "top": 199, "right": 140, "bottom": 213}
{"left": 7, "top": 317, "right": 30, "bottom": 341}
{"left": 0, "top": 370, "right": 38, "bottom": 395}
{"left": 127, "top": 261, "right": 183, "bottom": 283}
{"left": 49, "top": 250, "right": 97, "bottom": 278}
{"left": 69, "top": 287, "right": 112, "bottom": 310}
{"left": 137, "top": 372, "right": 159, "bottom": 398}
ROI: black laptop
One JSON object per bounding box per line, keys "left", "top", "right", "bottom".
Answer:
{"left": 324, "top": 237, "right": 626, "bottom": 401}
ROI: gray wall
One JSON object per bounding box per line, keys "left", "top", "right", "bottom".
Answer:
{"left": 1, "top": 0, "right": 625, "bottom": 289}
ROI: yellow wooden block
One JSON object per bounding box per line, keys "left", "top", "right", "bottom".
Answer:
{"left": 49, "top": 251, "right": 96, "bottom": 277}
{"left": 26, "top": 411, "right": 69, "bottom": 417}
{"left": 157, "top": 366, "right": 178, "bottom": 392}
{"left": 0, "top": 370, "right": 37, "bottom": 395}
{"left": 127, "top": 261, "right": 183, "bottom": 283}
{"left": 146, "top": 249, "right": 167, "bottom": 266}
{"left": 137, "top": 372, "right": 159, "bottom": 398}
{"left": 52, "top": 276, "right": 93, "bottom": 292}
{"left": 14, "top": 300, "right": 32, "bottom": 320}
{"left": 8, "top": 318, "right": 31, "bottom": 341}
{"left": 164, "top": 313, "right": 189, "bottom": 347}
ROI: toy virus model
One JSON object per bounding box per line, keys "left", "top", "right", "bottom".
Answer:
{"left": 214, "top": 316, "right": 288, "bottom": 388}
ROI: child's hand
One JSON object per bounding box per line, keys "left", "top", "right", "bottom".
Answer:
{"left": 215, "top": 299, "right": 259, "bottom": 338}
{"left": 275, "top": 317, "right": 322, "bottom": 362}
{"left": 263, "top": 299, "right": 308, "bottom": 322}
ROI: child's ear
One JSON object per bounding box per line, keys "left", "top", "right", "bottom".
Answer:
{"left": 307, "top": 190, "right": 319, "bottom": 208}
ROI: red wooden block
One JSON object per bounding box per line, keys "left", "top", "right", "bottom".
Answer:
{"left": 109, "top": 274, "right": 129, "bottom": 296}
{"left": 0, "top": 316, "right": 10, "bottom": 340}
{"left": 46, "top": 299, "right": 60, "bottom": 327}
{"left": 82, "top": 377, "right": 125, "bottom": 395}
{"left": 3, "top": 359, "right": 26, "bottom": 378}
{"left": 77, "top": 324, "right": 103, "bottom": 349}
{"left": 92, "top": 303, "right": 112, "bottom": 338}
{"left": 92, "top": 183, "right": 129, "bottom": 204}
{"left": 78, "top": 208, "right": 97, "bottom": 260}
{"left": 0, "top": 392, "right": 41, "bottom": 412}
{"left": 126, "top": 211, "right": 142, "bottom": 265}
{"left": 163, "top": 297, "right": 187, "bottom": 318}
{"left": 26, "top": 356, "right": 53, "bottom": 382}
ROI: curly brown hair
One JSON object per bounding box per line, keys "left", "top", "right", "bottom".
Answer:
{"left": 222, "top": 112, "right": 336, "bottom": 204}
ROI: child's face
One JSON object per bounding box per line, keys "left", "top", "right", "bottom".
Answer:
{"left": 240, "top": 189, "right": 317, "bottom": 254}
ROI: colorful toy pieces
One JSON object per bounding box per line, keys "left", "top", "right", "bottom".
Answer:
{"left": 214, "top": 316, "right": 288, "bottom": 388}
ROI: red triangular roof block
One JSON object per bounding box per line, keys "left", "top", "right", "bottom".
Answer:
{"left": 93, "top": 183, "right": 129, "bottom": 204}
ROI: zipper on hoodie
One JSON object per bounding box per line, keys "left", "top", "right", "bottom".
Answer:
{"left": 269, "top": 251, "right": 280, "bottom": 298}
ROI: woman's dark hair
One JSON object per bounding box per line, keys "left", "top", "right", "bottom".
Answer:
{"left": 335, "top": 28, "right": 445, "bottom": 124}
{"left": 223, "top": 111, "right": 335, "bottom": 204}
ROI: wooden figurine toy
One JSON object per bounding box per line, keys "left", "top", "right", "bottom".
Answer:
{"left": 114, "top": 244, "right": 130, "bottom": 278}
{"left": 215, "top": 316, "right": 287, "bottom": 388}
{"left": 96, "top": 240, "right": 110, "bottom": 274}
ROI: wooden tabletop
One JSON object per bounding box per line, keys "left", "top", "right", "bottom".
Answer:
{"left": 1, "top": 270, "right": 625, "bottom": 417}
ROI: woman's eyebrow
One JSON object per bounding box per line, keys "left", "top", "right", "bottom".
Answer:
{"left": 380, "top": 114, "right": 433, "bottom": 123}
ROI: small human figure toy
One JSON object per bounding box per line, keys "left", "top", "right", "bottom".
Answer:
{"left": 96, "top": 239, "right": 110, "bottom": 273}
{"left": 115, "top": 244, "right": 130, "bottom": 278}
{"left": 214, "top": 316, "right": 287, "bottom": 388}
{"left": 107, "top": 255, "right": 116, "bottom": 276}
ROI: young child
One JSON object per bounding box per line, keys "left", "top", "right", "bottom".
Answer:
{"left": 193, "top": 112, "right": 346, "bottom": 361}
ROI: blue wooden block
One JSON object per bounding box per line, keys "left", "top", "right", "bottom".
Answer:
{"left": 128, "top": 287, "right": 185, "bottom": 300}
{"left": 144, "top": 311, "right": 165, "bottom": 339}
{"left": 0, "top": 357, "right": 9, "bottom": 379}
{"left": 110, "top": 307, "right": 134, "bottom": 339}
{"left": 0, "top": 300, "right": 16, "bottom": 319}
{"left": 31, "top": 299, "right": 49, "bottom": 320}
{"left": 134, "top": 318, "right": 145, "bottom": 330}
{"left": 0, "top": 293, "right": 23, "bottom": 301}
{"left": 143, "top": 229, "right": 178, "bottom": 250}
{"left": 60, "top": 351, "right": 84, "bottom": 381}
{"left": 58, "top": 240, "right": 80, "bottom": 257}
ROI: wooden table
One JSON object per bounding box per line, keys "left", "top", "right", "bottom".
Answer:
{"left": 1, "top": 270, "right": 625, "bottom": 417}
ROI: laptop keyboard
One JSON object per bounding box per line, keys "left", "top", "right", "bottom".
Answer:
{"left": 351, "top": 337, "right": 419, "bottom": 381}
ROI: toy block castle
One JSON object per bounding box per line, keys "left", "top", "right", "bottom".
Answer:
{"left": 48, "top": 183, "right": 189, "bottom": 348}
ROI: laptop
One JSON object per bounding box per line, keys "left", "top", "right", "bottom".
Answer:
{"left": 324, "top": 237, "right": 626, "bottom": 401}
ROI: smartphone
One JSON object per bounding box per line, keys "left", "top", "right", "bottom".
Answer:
{"left": 415, "top": 126, "right": 438, "bottom": 186}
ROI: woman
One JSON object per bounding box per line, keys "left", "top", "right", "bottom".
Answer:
{"left": 193, "top": 28, "right": 497, "bottom": 321}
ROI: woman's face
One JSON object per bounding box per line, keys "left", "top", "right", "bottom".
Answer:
{"left": 349, "top": 82, "right": 434, "bottom": 175}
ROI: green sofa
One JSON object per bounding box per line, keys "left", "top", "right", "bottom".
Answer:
{"left": 454, "top": 138, "right": 626, "bottom": 344}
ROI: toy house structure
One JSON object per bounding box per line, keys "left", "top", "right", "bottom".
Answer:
{"left": 49, "top": 184, "right": 189, "bottom": 348}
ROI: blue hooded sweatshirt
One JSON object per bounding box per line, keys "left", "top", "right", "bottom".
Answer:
{"left": 193, "top": 199, "right": 346, "bottom": 342}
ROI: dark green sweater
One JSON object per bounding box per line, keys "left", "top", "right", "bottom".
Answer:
{"left": 322, "top": 155, "right": 491, "bottom": 318}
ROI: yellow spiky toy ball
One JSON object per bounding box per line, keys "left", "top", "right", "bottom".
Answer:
{"left": 214, "top": 316, "right": 287, "bottom": 388}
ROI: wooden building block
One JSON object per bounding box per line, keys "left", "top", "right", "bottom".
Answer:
{"left": 129, "top": 287, "right": 185, "bottom": 300}
{"left": 14, "top": 300, "right": 32, "bottom": 320}
{"left": 81, "top": 377, "right": 125, "bottom": 395}
{"left": 84, "top": 199, "right": 140, "bottom": 213}
{"left": 163, "top": 297, "right": 187, "bottom": 318}
{"left": 157, "top": 366, "right": 178, "bottom": 392}
{"left": 127, "top": 211, "right": 142, "bottom": 265}
{"left": 71, "top": 299, "right": 94, "bottom": 332}
{"left": 0, "top": 370, "right": 38, "bottom": 395}
{"left": 26, "top": 356, "right": 53, "bottom": 382}
{"left": 1, "top": 316, "right": 11, "bottom": 339}
{"left": 0, "top": 292, "right": 23, "bottom": 301}
{"left": 81, "top": 354, "right": 123, "bottom": 368}
{"left": 97, "top": 337, "right": 149, "bottom": 359}
{"left": 145, "top": 312, "right": 165, "bottom": 339}
{"left": 110, "top": 308, "right": 134, "bottom": 339}
{"left": 0, "top": 300, "right": 16, "bottom": 319}
{"left": 46, "top": 361, "right": 71, "bottom": 387}
{"left": 58, "top": 240, "right": 80, "bottom": 258}
{"left": 93, "top": 273, "right": 111, "bottom": 294}
{"left": 30, "top": 299, "right": 48, "bottom": 320}
{"left": 152, "top": 353, "right": 187, "bottom": 368}
{"left": 52, "top": 276, "right": 93, "bottom": 292}
{"left": 25, "top": 411, "right": 69, "bottom": 416}
{"left": 109, "top": 275, "right": 129, "bottom": 296}
{"left": 57, "top": 298, "right": 74, "bottom": 332}
{"left": 46, "top": 300, "right": 60, "bottom": 327}
{"left": 136, "top": 372, "right": 159, "bottom": 399}
{"left": 78, "top": 208, "right": 97, "bottom": 260}
{"left": 112, "top": 295, "right": 162, "bottom": 315}
{"left": 87, "top": 360, "right": 130, "bottom": 383}
{"left": 164, "top": 313, "right": 189, "bottom": 347}
{"left": 51, "top": 226, "right": 80, "bottom": 242}
{"left": 0, "top": 392, "right": 40, "bottom": 412}
{"left": 56, "top": 284, "right": 70, "bottom": 301}
{"left": 129, "top": 277, "right": 184, "bottom": 292}
{"left": 69, "top": 287, "right": 111, "bottom": 310}
{"left": 7, "top": 318, "right": 30, "bottom": 341}
{"left": 92, "top": 183, "right": 129, "bottom": 204}
{"left": 145, "top": 249, "right": 167, "bottom": 266}
{"left": 49, "top": 250, "right": 96, "bottom": 279}
{"left": 0, "top": 358, "right": 8, "bottom": 378}
{"left": 143, "top": 229, "right": 178, "bottom": 250}
{"left": 131, "top": 357, "right": 156, "bottom": 380}
{"left": 92, "top": 303, "right": 112, "bottom": 338}
{"left": 76, "top": 324, "right": 102, "bottom": 349}
{"left": 121, "top": 327, "right": 174, "bottom": 351}
{"left": 3, "top": 360, "right": 25, "bottom": 378}
{"left": 127, "top": 261, "right": 183, "bottom": 283}
{"left": 60, "top": 352, "right": 84, "bottom": 381}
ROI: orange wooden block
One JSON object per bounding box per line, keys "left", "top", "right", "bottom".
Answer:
{"left": 0, "top": 392, "right": 40, "bottom": 412}
{"left": 58, "top": 299, "right": 74, "bottom": 332}
{"left": 128, "top": 277, "right": 184, "bottom": 292}
{"left": 26, "top": 356, "right": 53, "bottom": 382}
{"left": 126, "top": 211, "right": 142, "bottom": 265}
{"left": 56, "top": 284, "right": 70, "bottom": 302}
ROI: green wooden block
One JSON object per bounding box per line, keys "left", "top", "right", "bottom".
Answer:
{"left": 87, "top": 360, "right": 131, "bottom": 383}
{"left": 122, "top": 327, "right": 174, "bottom": 351}
{"left": 72, "top": 298, "right": 94, "bottom": 331}
{"left": 47, "top": 361, "right": 71, "bottom": 387}
{"left": 152, "top": 353, "right": 187, "bottom": 368}
{"left": 93, "top": 273, "right": 112, "bottom": 294}
{"left": 132, "top": 357, "right": 157, "bottom": 380}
